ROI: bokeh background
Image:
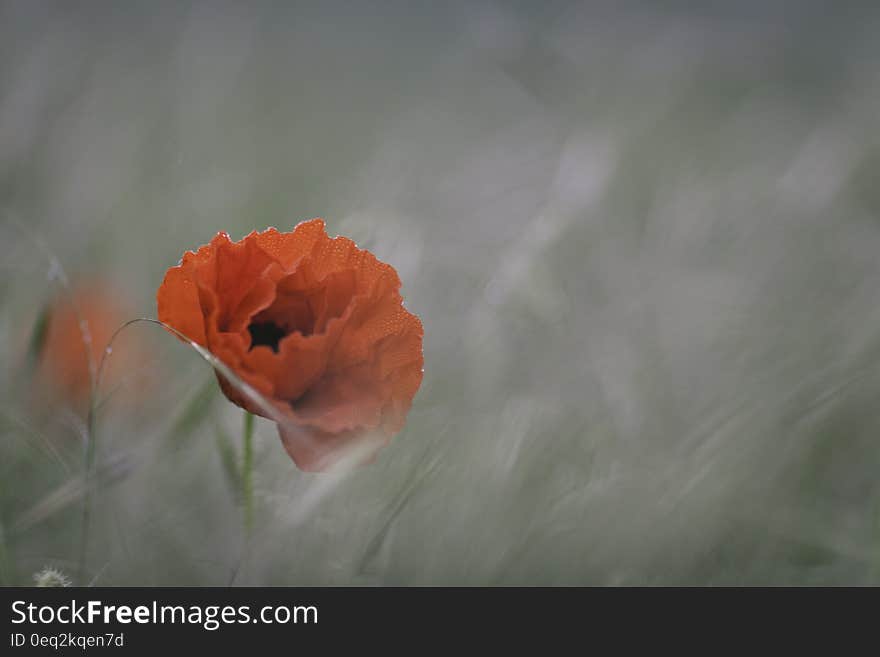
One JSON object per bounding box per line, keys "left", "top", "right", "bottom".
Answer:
{"left": 2, "top": 0, "right": 880, "bottom": 585}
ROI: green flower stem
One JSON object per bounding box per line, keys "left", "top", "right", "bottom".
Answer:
{"left": 242, "top": 411, "right": 255, "bottom": 535}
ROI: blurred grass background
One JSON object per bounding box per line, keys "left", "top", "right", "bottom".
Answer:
{"left": 2, "top": 0, "right": 880, "bottom": 585}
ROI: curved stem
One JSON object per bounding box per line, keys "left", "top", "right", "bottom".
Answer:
{"left": 73, "top": 315, "right": 281, "bottom": 580}
{"left": 76, "top": 317, "right": 154, "bottom": 584}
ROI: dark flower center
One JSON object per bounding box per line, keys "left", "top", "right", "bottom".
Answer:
{"left": 245, "top": 268, "right": 356, "bottom": 353}
{"left": 247, "top": 321, "right": 288, "bottom": 353}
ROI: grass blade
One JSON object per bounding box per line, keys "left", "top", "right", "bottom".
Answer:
{"left": 24, "top": 301, "right": 52, "bottom": 374}
{"left": 165, "top": 376, "right": 217, "bottom": 445}
{"left": 13, "top": 454, "right": 132, "bottom": 535}
{"left": 214, "top": 421, "right": 242, "bottom": 501}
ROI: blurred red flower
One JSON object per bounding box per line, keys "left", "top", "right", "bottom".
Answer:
{"left": 157, "top": 219, "right": 424, "bottom": 471}
{"left": 37, "top": 282, "right": 143, "bottom": 415}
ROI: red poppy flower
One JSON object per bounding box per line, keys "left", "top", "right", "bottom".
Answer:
{"left": 157, "top": 219, "right": 424, "bottom": 471}
{"left": 37, "top": 282, "right": 146, "bottom": 415}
